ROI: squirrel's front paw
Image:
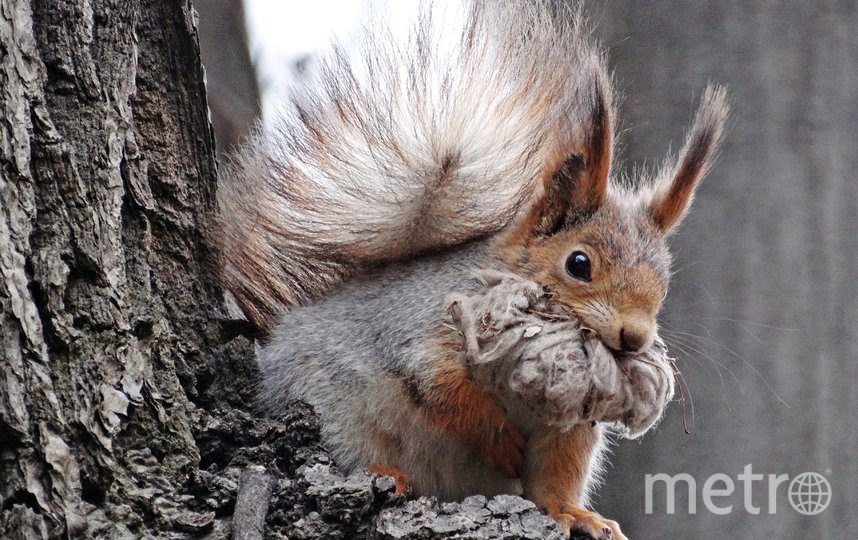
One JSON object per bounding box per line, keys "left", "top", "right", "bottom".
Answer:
{"left": 552, "top": 507, "right": 628, "bottom": 540}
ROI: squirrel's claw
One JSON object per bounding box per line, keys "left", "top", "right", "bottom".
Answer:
{"left": 553, "top": 507, "right": 628, "bottom": 540}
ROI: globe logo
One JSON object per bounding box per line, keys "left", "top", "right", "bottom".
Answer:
{"left": 788, "top": 472, "right": 832, "bottom": 515}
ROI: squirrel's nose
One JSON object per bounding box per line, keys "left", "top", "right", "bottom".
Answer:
{"left": 619, "top": 327, "right": 648, "bottom": 353}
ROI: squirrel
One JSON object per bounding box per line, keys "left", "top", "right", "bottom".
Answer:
{"left": 216, "top": 2, "right": 728, "bottom": 538}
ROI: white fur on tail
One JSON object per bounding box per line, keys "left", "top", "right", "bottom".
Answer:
{"left": 217, "top": 1, "right": 606, "bottom": 329}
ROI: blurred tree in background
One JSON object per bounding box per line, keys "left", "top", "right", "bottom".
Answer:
{"left": 587, "top": 2, "right": 857, "bottom": 538}
{"left": 197, "top": 0, "right": 260, "bottom": 156}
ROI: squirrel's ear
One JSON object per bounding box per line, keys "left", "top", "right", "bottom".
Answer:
{"left": 531, "top": 154, "right": 586, "bottom": 236}
{"left": 570, "top": 65, "right": 614, "bottom": 213}
{"left": 650, "top": 86, "right": 729, "bottom": 233}
{"left": 532, "top": 64, "right": 614, "bottom": 236}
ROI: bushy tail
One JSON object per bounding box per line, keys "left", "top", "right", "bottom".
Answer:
{"left": 216, "top": 0, "right": 611, "bottom": 330}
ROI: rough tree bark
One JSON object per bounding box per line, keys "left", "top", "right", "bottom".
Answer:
{"left": 0, "top": 0, "right": 235, "bottom": 536}
{"left": 1, "top": 2, "right": 567, "bottom": 539}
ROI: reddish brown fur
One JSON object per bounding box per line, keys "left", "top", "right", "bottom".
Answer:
{"left": 555, "top": 507, "right": 626, "bottom": 539}
{"left": 522, "top": 424, "right": 626, "bottom": 538}
{"left": 497, "top": 194, "right": 671, "bottom": 353}
{"left": 422, "top": 342, "right": 526, "bottom": 478}
{"left": 521, "top": 424, "right": 599, "bottom": 513}
{"left": 651, "top": 175, "right": 695, "bottom": 232}
{"left": 518, "top": 208, "right": 665, "bottom": 307}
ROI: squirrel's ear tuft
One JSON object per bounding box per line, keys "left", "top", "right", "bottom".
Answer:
{"left": 650, "top": 85, "right": 730, "bottom": 233}
{"left": 570, "top": 60, "right": 615, "bottom": 213}
{"left": 532, "top": 59, "right": 615, "bottom": 236}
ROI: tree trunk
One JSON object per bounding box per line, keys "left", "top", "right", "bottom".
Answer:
{"left": 0, "top": 0, "right": 232, "bottom": 536}
{"left": 1, "top": 2, "right": 565, "bottom": 539}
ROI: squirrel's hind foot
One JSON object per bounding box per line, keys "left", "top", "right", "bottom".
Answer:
{"left": 554, "top": 507, "right": 627, "bottom": 540}
{"left": 367, "top": 465, "right": 413, "bottom": 496}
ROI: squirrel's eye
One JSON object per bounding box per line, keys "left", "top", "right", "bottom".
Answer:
{"left": 565, "top": 251, "right": 592, "bottom": 282}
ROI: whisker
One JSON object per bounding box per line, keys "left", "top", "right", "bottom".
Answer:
{"left": 659, "top": 337, "right": 717, "bottom": 378}
{"left": 668, "top": 357, "right": 694, "bottom": 434}
{"left": 660, "top": 333, "right": 739, "bottom": 415}
{"left": 664, "top": 315, "right": 796, "bottom": 331}
{"left": 661, "top": 330, "right": 739, "bottom": 388}
{"left": 664, "top": 315, "right": 799, "bottom": 334}
{"left": 668, "top": 260, "right": 701, "bottom": 279}
{"left": 634, "top": 355, "right": 671, "bottom": 380}
{"left": 661, "top": 327, "right": 790, "bottom": 408}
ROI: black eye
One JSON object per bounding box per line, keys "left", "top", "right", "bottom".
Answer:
{"left": 565, "top": 251, "right": 592, "bottom": 281}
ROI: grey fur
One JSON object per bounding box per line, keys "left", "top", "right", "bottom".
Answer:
{"left": 258, "top": 241, "right": 523, "bottom": 500}
{"left": 258, "top": 240, "right": 673, "bottom": 502}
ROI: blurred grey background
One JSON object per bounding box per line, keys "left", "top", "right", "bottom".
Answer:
{"left": 586, "top": 3, "right": 857, "bottom": 539}
{"left": 196, "top": 1, "right": 857, "bottom": 538}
